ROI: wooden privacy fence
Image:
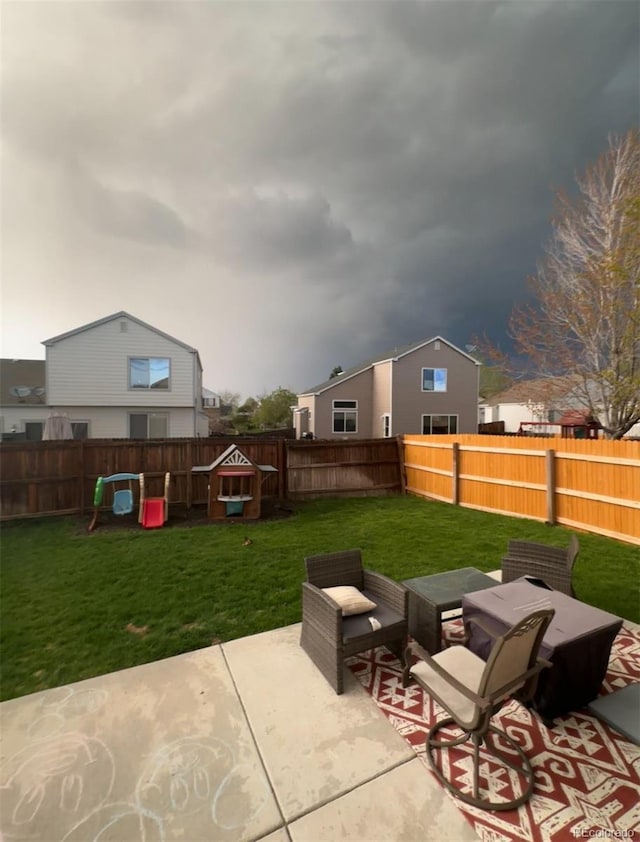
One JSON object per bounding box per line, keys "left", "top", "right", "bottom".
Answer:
{"left": 403, "top": 434, "right": 640, "bottom": 545}
{"left": 0, "top": 438, "right": 287, "bottom": 520}
{"left": 0, "top": 437, "right": 402, "bottom": 519}
{"left": 286, "top": 438, "right": 403, "bottom": 499}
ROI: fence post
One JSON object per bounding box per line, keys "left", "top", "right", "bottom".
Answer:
{"left": 186, "top": 440, "right": 192, "bottom": 509}
{"left": 452, "top": 442, "right": 460, "bottom": 505}
{"left": 396, "top": 435, "right": 406, "bottom": 494}
{"left": 546, "top": 449, "right": 556, "bottom": 524}
{"left": 279, "top": 438, "right": 287, "bottom": 500}
{"left": 78, "top": 440, "right": 85, "bottom": 515}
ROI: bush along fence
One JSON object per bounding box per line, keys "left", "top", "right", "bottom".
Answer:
{"left": 403, "top": 434, "right": 640, "bottom": 546}
{"left": 0, "top": 437, "right": 403, "bottom": 520}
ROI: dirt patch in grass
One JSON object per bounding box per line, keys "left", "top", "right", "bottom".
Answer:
{"left": 125, "top": 623, "right": 149, "bottom": 636}
{"left": 81, "top": 499, "right": 296, "bottom": 534}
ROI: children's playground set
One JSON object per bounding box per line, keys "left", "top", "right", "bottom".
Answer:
{"left": 87, "top": 443, "right": 278, "bottom": 531}
{"left": 88, "top": 472, "right": 171, "bottom": 531}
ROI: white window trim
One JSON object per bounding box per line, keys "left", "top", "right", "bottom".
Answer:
{"left": 421, "top": 367, "right": 448, "bottom": 393}
{"left": 128, "top": 356, "right": 172, "bottom": 391}
{"left": 332, "top": 399, "right": 358, "bottom": 434}
{"left": 382, "top": 413, "right": 391, "bottom": 437}
{"left": 421, "top": 413, "right": 458, "bottom": 434}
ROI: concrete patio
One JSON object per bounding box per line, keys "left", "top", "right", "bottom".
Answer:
{"left": 0, "top": 623, "right": 477, "bottom": 842}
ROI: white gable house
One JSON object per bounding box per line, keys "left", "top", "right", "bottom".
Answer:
{"left": 43, "top": 312, "right": 210, "bottom": 439}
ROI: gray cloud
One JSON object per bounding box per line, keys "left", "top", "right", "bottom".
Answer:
{"left": 1, "top": 1, "right": 638, "bottom": 398}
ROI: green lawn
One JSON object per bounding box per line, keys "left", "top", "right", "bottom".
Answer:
{"left": 1, "top": 495, "right": 638, "bottom": 701}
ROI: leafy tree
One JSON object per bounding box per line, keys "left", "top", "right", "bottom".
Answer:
{"left": 254, "top": 387, "right": 297, "bottom": 429}
{"left": 218, "top": 390, "right": 241, "bottom": 409}
{"left": 329, "top": 365, "right": 344, "bottom": 379}
{"left": 494, "top": 130, "right": 640, "bottom": 438}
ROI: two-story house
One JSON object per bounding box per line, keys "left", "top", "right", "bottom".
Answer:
{"left": 295, "top": 336, "right": 480, "bottom": 439}
{"left": 42, "top": 311, "right": 210, "bottom": 439}
{"left": 0, "top": 359, "right": 49, "bottom": 440}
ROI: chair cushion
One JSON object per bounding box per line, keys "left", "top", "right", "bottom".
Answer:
{"left": 411, "top": 646, "right": 486, "bottom": 728}
{"left": 342, "top": 592, "right": 404, "bottom": 641}
{"left": 323, "top": 586, "right": 377, "bottom": 616}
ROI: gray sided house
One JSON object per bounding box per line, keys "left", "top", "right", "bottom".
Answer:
{"left": 43, "top": 312, "right": 210, "bottom": 439}
{"left": 295, "top": 337, "right": 480, "bottom": 439}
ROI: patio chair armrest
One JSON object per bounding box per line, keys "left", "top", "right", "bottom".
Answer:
{"left": 363, "top": 570, "right": 408, "bottom": 616}
{"left": 403, "top": 641, "right": 490, "bottom": 709}
{"left": 301, "top": 582, "right": 342, "bottom": 641}
{"left": 463, "top": 614, "right": 501, "bottom": 645}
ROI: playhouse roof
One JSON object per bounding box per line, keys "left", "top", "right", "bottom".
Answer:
{"left": 191, "top": 443, "right": 277, "bottom": 474}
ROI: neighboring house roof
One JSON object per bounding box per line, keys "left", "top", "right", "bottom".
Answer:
{"left": 42, "top": 311, "right": 203, "bottom": 370}
{"left": 485, "top": 376, "right": 582, "bottom": 407}
{"left": 0, "top": 359, "right": 46, "bottom": 405}
{"left": 298, "top": 336, "right": 481, "bottom": 396}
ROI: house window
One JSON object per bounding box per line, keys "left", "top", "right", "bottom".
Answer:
{"left": 332, "top": 400, "right": 357, "bottom": 433}
{"left": 422, "top": 368, "right": 447, "bottom": 392}
{"left": 129, "top": 413, "right": 168, "bottom": 439}
{"left": 24, "top": 421, "right": 44, "bottom": 441}
{"left": 129, "top": 358, "right": 171, "bottom": 389}
{"left": 422, "top": 414, "right": 458, "bottom": 434}
{"left": 382, "top": 414, "right": 391, "bottom": 437}
{"left": 71, "top": 422, "right": 89, "bottom": 440}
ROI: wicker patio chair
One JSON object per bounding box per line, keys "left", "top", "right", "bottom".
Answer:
{"left": 403, "top": 608, "right": 554, "bottom": 811}
{"left": 300, "top": 549, "right": 408, "bottom": 695}
{"left": 501, "top": 534, "right": 580, "bottom": 597}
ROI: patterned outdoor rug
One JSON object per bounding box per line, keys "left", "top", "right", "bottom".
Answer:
{"left": 347, "top": 621, "right": 640, "bottom": 842}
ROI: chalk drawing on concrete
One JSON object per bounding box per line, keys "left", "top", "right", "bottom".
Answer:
{"left": 27, "top": 688, "right": 108, "bottom": 741}
{"left": 135, "top": 736, "right": 269, "bottom": 832}
{"left": 62, "top": 803, "right": 164, "bottom": 842}
{"left": 0, "top": 732, "right": 115, "bottom": 841}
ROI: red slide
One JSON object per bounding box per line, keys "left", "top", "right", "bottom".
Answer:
{"left": 141, "top": 498, "right": 165, "bottom": 529}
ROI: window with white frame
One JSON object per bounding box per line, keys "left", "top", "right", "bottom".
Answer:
{"left": 129, "top": 413, "right": 169, "bottom": 439}
{"left": 332, "top": 400, "right": 357, "bottom": 433}
{"left": 421, "top": 367, "right": 447, "bottom": 392}
{"left": 382, "top": 413, "right": 391, "bottom": 437}
{"left": 422, "top": 414, "right": 458, "bottom": 434}
{"left": 129, "top": 358, "right": 171, "bottom": 389}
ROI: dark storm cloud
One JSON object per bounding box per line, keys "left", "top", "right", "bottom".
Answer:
{"left": 1, "top": 1, "right": 638, "bottom": 396}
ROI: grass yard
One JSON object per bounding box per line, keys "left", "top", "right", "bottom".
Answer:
{"left": 1, "top": 494, "right": 638, "bottom": 702}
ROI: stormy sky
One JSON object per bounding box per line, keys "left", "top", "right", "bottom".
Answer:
{"left": 1, "top": 1, "right": 638, "bottom": 398}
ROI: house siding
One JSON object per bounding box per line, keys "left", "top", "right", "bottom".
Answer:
{"left": 46, "top": 317, "right": 198, "bottom": 407}
{"left": 44, "top": 406, "right": 205, "bottom": 438}
{"left": 371, "top": 362, "right": 392, "bottom": 437}
{"left": 313, "top": 369, "right": 374, "bottom": 439}
{"left": 392, "top": 341, "right": 478, "bottom": 434}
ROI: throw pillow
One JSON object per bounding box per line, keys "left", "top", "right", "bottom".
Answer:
{"left": 322, "top": 585, "right": 377, "bottom": 616}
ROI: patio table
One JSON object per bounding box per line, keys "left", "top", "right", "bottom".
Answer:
{"left": 402, "top": 567, "right": 497, "bottom": 654}
{"left": 462, "top": 580, "right": 623, "bottom": 722}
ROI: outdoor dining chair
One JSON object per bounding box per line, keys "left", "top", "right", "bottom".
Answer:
{"left": 403, "top": 607, "right": 554, "bottom": 811}
{"left": 300, "top": 549, "right": 408, "bottom": 695}
{"left": 501, "top": 534, "right": 580, "bottom": 596}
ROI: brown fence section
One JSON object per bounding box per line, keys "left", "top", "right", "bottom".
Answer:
{"left": 403, "top": 434, "right": 640, "bottom": 545}
{"left": 286, "top": 438, "right": 403, "bottom": 499}
{"left": 0, "top": 437, "right": 402, "bottom": 519}
{"left": 0, "top": 439, "right": 287, "bottom": 520}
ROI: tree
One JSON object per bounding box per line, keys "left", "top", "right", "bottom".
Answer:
{"left": 329, "top": 365, "right": 343, "bottom": 379}
{"left": 506, "top": 130, "right": 640, "bottom": 439}
{"left": 218, "top": 390, "right": 241, "bottom": 410}
{"left": 466, "top": 344, "right": 512, "bottom": 399}
{"left": 254, "top": 387, "right": 297, "bottom": 429}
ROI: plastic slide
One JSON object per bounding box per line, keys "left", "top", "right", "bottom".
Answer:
{"left": 141, "top": 498, "right": 166, "bottom": 529}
